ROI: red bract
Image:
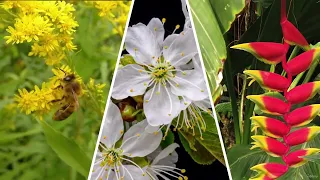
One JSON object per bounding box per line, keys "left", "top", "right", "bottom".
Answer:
{"left": 286, "top": 82, "right": 320, "bottom": 104}
{"left": 284, "top": 126, "right": 320, "bottom": 146}
{"left": 244, "top": 70, "right": 290, "bottom": 92}
{"left": 286, "top": 48, "right": 320, "bottom": 76}
{"left": 247, "top": 95, "right": 290, "bottom": 115}
{"left": 251, "top": 135, "right": 289, "bottom": 157}
{"left": 251, "top": 163, "right": 288, "bottom": 179}
{"left": 285, "top": 104, "right": 320, "bottom": 127}
{"left": 251, "top": 116, "right": 290, "bottom": 138}
{"left": 281, "top": 20, "right": 310, "bottom": 51}
{"left": 283, "top": 148, "right": 320, "bottom": 168}
{"left": 231, "top": 42, "right": 287, "bottom": 65}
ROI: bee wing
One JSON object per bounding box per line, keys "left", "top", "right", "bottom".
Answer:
{"left": 72, "top": 89, "right": 80, "bottom": 109}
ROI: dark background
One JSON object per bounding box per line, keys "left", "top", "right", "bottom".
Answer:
{"left": 128, "top": 0, "right": 230, "bottom": 179}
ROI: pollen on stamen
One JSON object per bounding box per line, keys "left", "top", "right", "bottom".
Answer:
{"left": 200, "top": 136, "right": 204, "bottom": 140}
{"left": 134, "top": 48, "right": 138, "bottom": 52}
{"left": 130, "top": 89, "right": 134, "bottom": 92}
{"left": 145, "top": 100, "right": 149, "bottom": 103}
{"left": 142, "top": 173, "right": 146, "bottom": 176}
{"left": 200, "top": 89, "right": 204, "bottom": 92}
{"left": 176, "top": 24, "right": 180, "bottom": 29}
{"left": 176, "top": 84, "right": 179, "bottom": 87}
{"left": 162, "top": 18, "right": 166, "bottom": 24}
{"left": 152, "top": 56, "right": 155, "bottom": 59}
{"left": 182, "top": 71, "right": 186, "bottom": 75}
{"left": 138, "top": 69, "right": 143, "bottom": 73}
{"left": 173, "top": 128, "right": 177, "bottom": 131}
{"left": 181, "top": 169, "right": 186, "bottom": 173}
{"left": 184, "top": 176, "right": 188, "bottom": 180}
{"left": 156, "top": 91, "right": 160, "bottom": 95}
{"left": 136, "top": 133, "right": 141, "bottom": 137}
{"left": 181, "top": 52, "right": 184, "bottom": 56}
{"left": 168, "top": 113, "right": 171, "bottom": 116}
{"left": 120, "top": 130, "right": 124, "bottom": 134}
{"left": 143, "top": 82, "right": 147, "bottom": 86}
{"left": 153, "top": 131, "right": 159, "bottom": 135}
{"left": 164, "top": 45, "right": 168, "bottom": 49}
{"left": 154, "top": 27, "right": 157, "bottom": 31}
{"left": 184, "top": 102, "right": 188, "bottom": 105}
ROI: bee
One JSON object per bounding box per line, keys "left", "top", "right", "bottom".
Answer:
{"left": 52, "top": 69, "right": 82, "bottom": 121}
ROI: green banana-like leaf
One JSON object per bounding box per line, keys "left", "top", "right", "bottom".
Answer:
{"left": 189, "top": 0, "right": 245, "bottom": 102}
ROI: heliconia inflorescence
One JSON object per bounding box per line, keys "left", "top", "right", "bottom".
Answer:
{"left": 231, "top": 0, "right": 320, "bottom": 179}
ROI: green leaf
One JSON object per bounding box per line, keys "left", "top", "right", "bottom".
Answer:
{"left": 189, "top": 0, "right": 226, "bottom": 99}
{"left": 303, "top": 154, "right": 320, "bottom": 165}
{"left": 161, "top": 129, "right": 175, "bottom": 149}
{"left": 38, "top": 120, "right": 91, "bottom": 177}
{"left": 209, "top": 0, "right": 246, "bottom": 34}
{"left": 178, "top": 131, "right": 216, "bottom": 165}
{"left": 215, "top": 102, "right": 232, "bottom": 114}
{"left": 177, "top": 112, "right": 225, "bottom": 165}
{"left": 0, "top": 127, "right": 42, "bottom": 144}
{"left": 228, "top": 144, "right": 269, "bottom": 180}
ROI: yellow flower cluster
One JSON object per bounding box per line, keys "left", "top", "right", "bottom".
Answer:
{"left": 1, "top": 1, "right": 78, "bottom": 65}
{"left": 86, "top": 78, "right": 106, "bottom": 101}
{"left": 89, "top": 1, "right": 131, "bottom": 36}
{"left": 15, "top": 65, "right": 82, "bottom": 120}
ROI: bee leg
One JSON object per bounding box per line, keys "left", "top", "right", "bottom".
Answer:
{"left": 53, "top": 85, "right": 63, "bottom": 90}
{"left": 51, "top": 96, "right": 65, "bottom": 103}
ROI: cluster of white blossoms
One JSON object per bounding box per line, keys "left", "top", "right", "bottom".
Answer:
{"left": 90, "top": 1, "right": 214, "bottom": 179}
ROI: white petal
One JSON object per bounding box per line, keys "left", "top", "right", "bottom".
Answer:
{"left": 194, "top": 98, "right": 212, "bottom": 112}
{"left": 126, "top": 23, "right": 161, "bottom": 65}
{"left": 179, "top": 97, "right": 192, "bottom": 111}
{"left": 163, "top": 29, "right": 197, "bottom": 67}
{"left": 163, "top": 34, "right": 178, "bottom": 49}
{"left": 147, "top": 18, "right": 165, "bottom": 47}
{"left": 112, "top": 64, "right": 151, "bottom": 100}
{"left": 121, "top": 120, "right": 162, "bottom": 157}
{"left": 101, "top": 102, "right": 124, "bottom": 148}
{"left": 145, "top": 124, "right": 160, "bottom": 133}
{"left": 91, "top": 153, "right": 114, "bottom": 180}
{"left": 184, "top": 17, "right": 192, "bottom": 30}
{"left": 119, "top": 165, "right": 149, "bottom": 180}
{"left": 181, "top": 0, "right": 189, "bottom": 18}
{"left": 144, "top": 84, "right": 181, "bottom": 126}
{"left": 151, "top": 143, "right": 179, "bottom": 165}
{"left": 170, "top": 70, "right": 208, "bottom": 101}
{"left": 156, "top": 150, "right": 178, "bottom": 167}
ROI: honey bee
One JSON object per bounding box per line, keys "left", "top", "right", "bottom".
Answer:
{"left": 52, "top": 69, "right": 82, "bottom": 121}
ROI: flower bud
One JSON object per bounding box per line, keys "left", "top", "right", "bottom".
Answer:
{"left": 251, "top": 135, "right": 289, "bottom": 157}
{"left": 286, "top": 48, "right": 320, "bottom": 76}
{"left": 285, "top": 104, "right": 320, "bottom": 127}
{"left": 251, "top": 116, "right": 290, "bottom": 138}
{"left": 284, "top": 126, "right": 320, "bottom": 146}
{"left": 231, "top": 42, "right": 287, "bottom": 65}
{"left": 244, "top": 70, "right": 290, "bottom": 92}
{"left": 286, "top": 82, "right": 320, "bottom": 104}
{"left": 119, "top": 103, "right": 136, "bottom": 122}
{"left": 247, "top": 95, "right": 290, "bottom": 115}
{"left": 283, "top": 148, "right": 320, "bottom": 168}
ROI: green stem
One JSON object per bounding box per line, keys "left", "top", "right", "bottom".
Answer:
{"left": 224, "top": 59, "right": 241, "bottom": 144}
{"left": 303, "top": 59, "right": 319, "bottom": 84}
{"left": 239, "top": 74, "right": 247, "bottom": 135}
{"left": 289, "top": 72, "right": 304, "bottom": 90}
{"left": 243, "top": 85, "right": 258, "bottom": 144}
{"left": 281, "top": 46, "right": 300, "bottom": 76}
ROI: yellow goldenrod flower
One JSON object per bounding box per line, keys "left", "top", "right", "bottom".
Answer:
{"left": 2, "top": 1, "right": 78, "bottom": 65}
{"left": 14, "top": 65, "right": 83, "bottom": 120}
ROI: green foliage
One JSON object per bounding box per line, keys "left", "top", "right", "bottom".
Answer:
{"left": 0, "top": 2, "right": 123, "bottom": 179}
{"left": 177, "top": 112, "right": 225, "bottom": 165}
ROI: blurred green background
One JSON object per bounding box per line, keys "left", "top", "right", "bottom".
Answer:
{"left": 0, "top": 1, "right": 129, "bottom": 179}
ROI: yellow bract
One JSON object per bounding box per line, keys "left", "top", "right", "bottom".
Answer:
{"left": 1, "top": 1, "right": 78, "bottom": 65}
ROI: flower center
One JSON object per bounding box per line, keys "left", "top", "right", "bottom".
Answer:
{"left": 151, "top": 62, "right": 173, "bottom": 82}
{"left": 100, "top": 148, "right": 123, "bottom": 167}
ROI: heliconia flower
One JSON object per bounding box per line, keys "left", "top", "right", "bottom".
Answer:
{"left": 284, "top": 104, "right": 320, "bottom": 127}
{"left": 251, "top": 116, "right": 290, "bottom": 138}
{"left": 281, "top": 19, "right": 310, "bottom": 51}
{"left": 284, "top": 126, "right": 320, "bottom": 146}
{"left": 247, "top": 95, "right": 290, "bottom": 115}
{"left": 231, "top": 42, "right": 287, "bottom": 65}
{"left": 251, "top": 135, "right": 289, "bottom": 157}
{"left": 250, "top": 163, "right": 288, "bottom": 179}
{"left": 244, "top": 70, "right": 290, "bottom": 92}
{"left": 286, "top": 82, "right": 320, "bottom": 104}
{"left": 283, "top": 148, "right": 320, "bottom": 168}
{"left": 286, "top": 48, "right": 320, "bottom": 76}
